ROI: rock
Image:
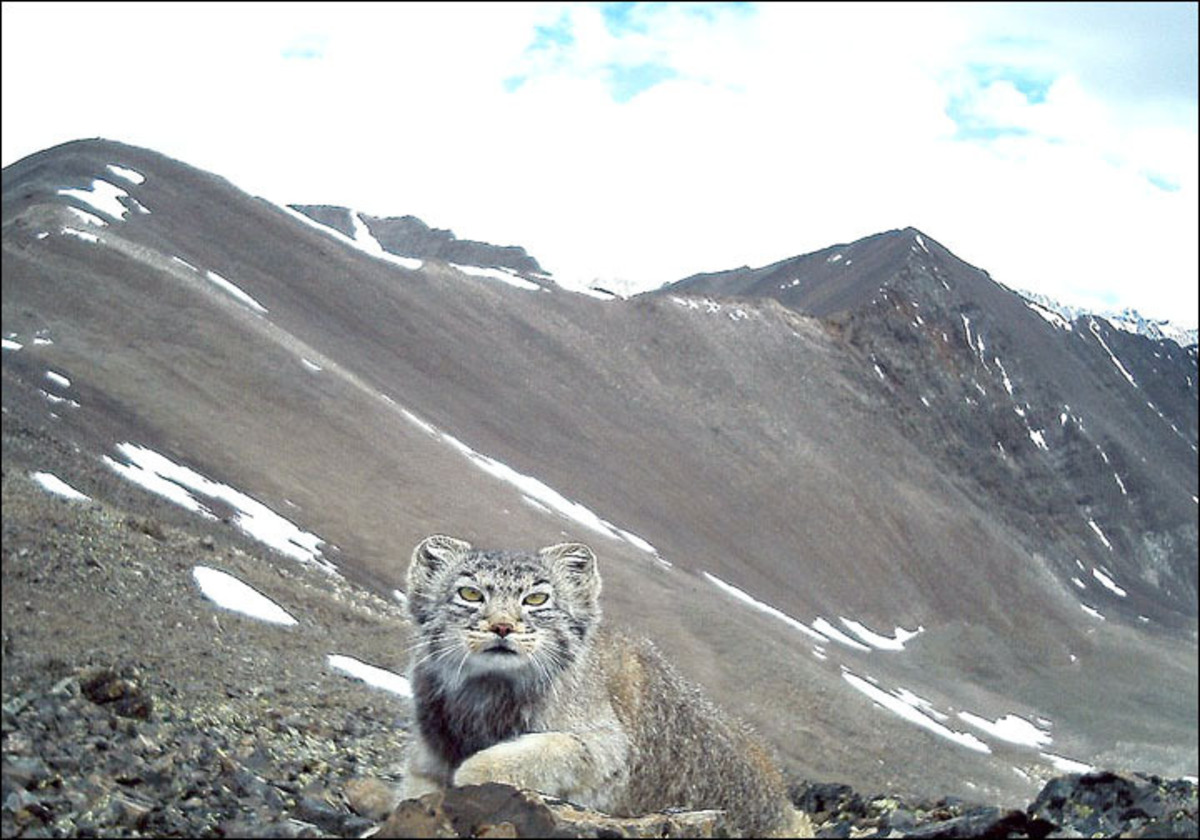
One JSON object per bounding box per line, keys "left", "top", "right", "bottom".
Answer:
{"left": 377, "top": 784, "right": 732, "bottom": 839}
{"left": 1028, "top": 771, "right": 1198, "bottom": 839}
{"left": 2, "top": 757, "right": 52, "bottom": 791}
{"left": 78, "top": 667, "right": 153, "bottom": 719}
{"left": 790, "top": 780, "right": 865, "bottom": 821}
{"left": 344, "top": 776, "right": 401, "bottom": 820}
{"left": 901, "top": 806, "right": 1037, "bottom": 838}
{"left": 293, "top": 795, "right": 349, "bottom": 834}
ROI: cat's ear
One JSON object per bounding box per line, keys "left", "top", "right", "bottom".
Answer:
{"left": 540, "top": 542, "right": 599, "bottom": 582}
{"left": 409, "top": 534, "right": 471, "bottom": 597}
{"left": 541, "top": 542, "right": 602, "bottom": 616}
{"left": 540, "top": 542, "right": 596, "bottom": 572}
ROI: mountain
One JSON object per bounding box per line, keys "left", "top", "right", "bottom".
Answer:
{"left": 1013, "top": 289, "right": 1198, "bottom": 349}
{"left": 659, "top": 227, "right": 1198, "bottom": 624}
{"left": 3, "top": 139, "right": 1196, "bottom": 820}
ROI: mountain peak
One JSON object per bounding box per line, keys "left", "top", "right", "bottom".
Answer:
{"left": 660, "top": 226, "right": 987, "bottom": 318}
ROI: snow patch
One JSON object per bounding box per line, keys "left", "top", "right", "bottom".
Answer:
{"left": 958, "top": 711, "right": 1052, "bottom": 748}
{"left": 839, "top": 617, "right": 924, "bottom": 651}
{"left": 403, "top": 409, "right": 666, "bottom": 565}
{"left": 812, "top": 618, "right": 872, "bottom": 651}
{"left": 1025, "top": 300, "right": 1073, "bottom": 331}
{"left": 106, "top": 164, "right": 145, "bottom": 184}
{"left": 327, "top": 654, "right": 412, "bottom": 698}
{"left": 349, "top": 212, "right": 424, "bottom": 270}
{"left": 192, "top": 566, "right": 298, "bottom": 626}
{"left": 66, "top": 206, "right": 107, "bottom": 227}
{"left": 1088, "top": 319, "right": 1138, "bottom": 388}
{"left": 40, "top": 389, "right": 80, "bottom": 408}
{"left": 205, "top": 270, "right": 268, "bottom": 314}
{"left": 1040, "top": 752, "right": 1094, "bottom": 774}
{"left": 842, "top": 671, "right": 991, "bottom": 753}
{"left": 61, "top": 227, "right": 99, "bottom": 243}
{"left": 277, "top": 203, "right": 424, "bottom": 271}
{"left": 894, "top": 689, "right": 949, "bottom": 721}
{"left": 994, "top": 357, "right": 1014, "bottom": 395}
{"left": 1087, "top": 518, "right": 1113, "bottom": 551}
{"left": 703, "top": 572, "right": 828, "bottom": 642}
{"left": 105, "top": 443, "right": 335, "bottom": 573}
{"left": 1091, "top": 567, "right": 1127, "bottom": 597}
{"left": 45, "top": 370, "right": 71, "bottom": 389}
{"left": 31, "top": 471, "right": 90, "bottom": 501}
{"left": 400, "top": 409, "right": 439, "bottom": 438}
{"left": 451, "top": 263, "right": 541, "bottom": 291}
{"left": 57, "top": 179, "right": 129, "bottom": 220}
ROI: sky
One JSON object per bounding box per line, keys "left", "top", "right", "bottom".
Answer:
{"left": 2, "top": 2, "right": 1197, "bottom": 327}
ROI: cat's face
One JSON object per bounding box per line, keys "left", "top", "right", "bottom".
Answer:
{"left": 406, "top": 535, "right": 602, "bottom": 685}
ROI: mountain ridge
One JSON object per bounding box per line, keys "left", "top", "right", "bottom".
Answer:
{"left": 3, "top": 138, "right": 1196, "bottom": 816}
{"left": 665, "top": 227, "right": 1198, "bottom": 347}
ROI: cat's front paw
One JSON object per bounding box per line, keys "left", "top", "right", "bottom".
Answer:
{"left": 453, "top": 733, "right": 568, "bottom": 793}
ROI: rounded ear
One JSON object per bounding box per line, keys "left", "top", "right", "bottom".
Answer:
{"left": 539, "top": 542, "right": 599, "bottom": 580}
{"left": 408, "top": 534, "right": 472, "bottom": 598}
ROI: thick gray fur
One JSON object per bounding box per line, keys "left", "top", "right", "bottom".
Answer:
{"left": 399, "top": 534, "right": 799, "bottom": 837}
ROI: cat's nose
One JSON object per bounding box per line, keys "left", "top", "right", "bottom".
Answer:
{"left": 490, "top": 621, "right": 514, "bottom": 638}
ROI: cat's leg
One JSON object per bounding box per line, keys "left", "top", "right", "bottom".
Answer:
{"left": 399, "top": 737, "right": 453, "bottom": 800}
{"left": 452, "top": 728, "right": 629, "bottom": 810}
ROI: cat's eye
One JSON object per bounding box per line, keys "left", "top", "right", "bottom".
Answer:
{"left": 523, "top": 592, "right": 549, "bottom": 606}
{"left": 458, "top": 586, "right": 484, "bottom": 602}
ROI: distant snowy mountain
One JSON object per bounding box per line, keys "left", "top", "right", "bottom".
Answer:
{"left": 1015, "top": 289, "right": 1197, "bottom": 348}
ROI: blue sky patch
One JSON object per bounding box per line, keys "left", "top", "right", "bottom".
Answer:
{"left": 281, "top": 34, "right": 328, "bottom": 61}
{"left": 1146, "top": 173, "right": 1181, "bottom": 192}
{"left": 608, "top": 61, "right": 678, "bottom": 102}
{"left": 944, "top": 92, "right": 1031, "bottom": 142}
{"left": 967, "top": 63, "right": 1055, "bottom": 104}
{"left": 601, "top": 2, "right": 644, "bottom": 36}
{"left": 600, "top": 2, "right": 756, "bottom": 37}
{"left": 530, "top": 13, "right": 575, "bottom": 51}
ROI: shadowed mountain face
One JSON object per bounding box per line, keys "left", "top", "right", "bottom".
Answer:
{"left": 665, "top": 228, "right": 1199, "bottom": 625}
{"left": 288, "top": 205, "right": 547, "bottom": 276}
{"left": 3, "top": 139, "right": 1196, "bottom": 809}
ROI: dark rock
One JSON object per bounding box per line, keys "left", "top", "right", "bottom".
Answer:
{"left": 1028, "top": 771, "right": 1197, "bottom": 839}
{"left": 78, "top": 668, "right": 153, "bottom": 719}
{"left": 2, "top": 757, "right": 53, "bottom": 791}
{"left": 790, "top": 780, "right": 865, "bottom": 820}
{"left": 292, "top": 795, "right": 348, "bottom": 834}
{"left": 904, "top": 806, "right": 1038, "bottom": 838}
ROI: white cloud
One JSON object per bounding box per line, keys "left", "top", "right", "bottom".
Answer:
{"left": 3, "top": 2, "right": 1195, "bottom": 326}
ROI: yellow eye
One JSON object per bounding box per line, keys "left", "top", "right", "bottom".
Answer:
{"left": 523, "top": 592, "right": 549, "bottom": 606}
{"left": 458, "top": 586, "right": 484, "bottom": 602}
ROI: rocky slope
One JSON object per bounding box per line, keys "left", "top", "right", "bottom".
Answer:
{"left": 3, "top": 454, "right": 1195, "bottom": 838}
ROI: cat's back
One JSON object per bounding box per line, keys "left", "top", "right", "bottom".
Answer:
{"left": 592, "top": 630, "right": 795, "bottom": 836}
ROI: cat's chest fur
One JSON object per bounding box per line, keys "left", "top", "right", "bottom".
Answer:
{"left": 414, "top": 668, "right": 547, "bottom": 768}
